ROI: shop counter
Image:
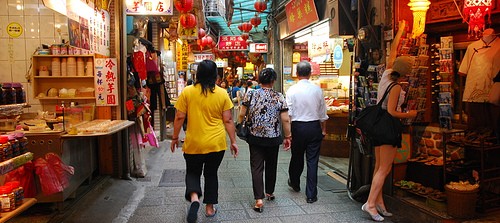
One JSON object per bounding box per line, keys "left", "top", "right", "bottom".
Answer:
{"left": 25, "top": 120, "right": 134, "bottom": 205}
{"left": 320, "top": 113, "right": 350, "bottom": 157}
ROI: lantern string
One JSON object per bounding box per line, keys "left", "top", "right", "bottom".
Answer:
{"left": 452, "top": 0, "right": 468, "bottom": 24}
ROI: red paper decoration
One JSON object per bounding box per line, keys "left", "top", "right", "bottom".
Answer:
{"left": 254, "top": 0, "right": 267, "bottom": 13}
{"left": 202, "top": 36, "right": 213, "bottom": 47}
{"left": 463, "top": 0, "right": 493, "bottom": 38}
{"left": 241, "top": 33, "right": 250, "bottom": 41}
{"left": 180, "top": 13, "right": 197, "bottom": 29}
{"left": 198, "top": 28, "right": 206, "bottom": 39}
{"left": 174, "top": 0, "right": 194, "bottom": 14}
{"left": 241, "top": 22, "right": 253, "bottom": 32}
{"left": 238, "top": 24, "right": 244, "bottom": 32}
{"left": 250, "top": 16, "right": 261, "bottom": 28}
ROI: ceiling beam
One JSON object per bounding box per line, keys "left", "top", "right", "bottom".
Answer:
{"left": 232, "top": 7, "right": 269, "bottom": 14}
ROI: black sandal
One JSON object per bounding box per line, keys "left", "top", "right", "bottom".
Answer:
{"left": 266, "top": 194, "right": 275, "bottom": 201}
{"left": 253, "top": 199, "right": 263, "bottom": 213}
{"left": 187, "top": 201, "right": 200, "bottom": 223}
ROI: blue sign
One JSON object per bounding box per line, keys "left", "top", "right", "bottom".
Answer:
{"left": 333, "top": 45, "right": 343, "bottom": 69}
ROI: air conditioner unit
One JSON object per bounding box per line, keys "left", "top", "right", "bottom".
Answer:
{"left": 325, "top": 0, "right": 355, "bottom": 36}
{"left": 204, "top": 0, "right": 225, "bottom": 18}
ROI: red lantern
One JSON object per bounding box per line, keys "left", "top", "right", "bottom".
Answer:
{"left": 202, "top": 36, "right": 213, "bottom": 47}
{"left": 242, "top": 22, "right": 253, "bottom": 32}
{"left": 250, "top": 16, "right": 261, "bottom": 28}
{"left": 238, "top": 24, "right": 244, "bottom": 32}
{"left": 174, "top": 0, "right": 194, "bottom": 14}
{"left": 254, "top": 0, "right": 267, "bottom": 13}
{"left": 198, "top": 28, "right": 206, "bottom": 39}
{"left": 180, "top": 13, "right": 197, "bottom": 29}
{"left": 241, "top": 32, "right": 249, "bottom": 41}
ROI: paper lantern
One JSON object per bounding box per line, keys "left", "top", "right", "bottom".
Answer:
{"left": 250, "top": 16, "right": 261, "bottom": 28}
{"left": 198, "top": 28, "right": 206, "bottom": 39}
{"left": 242, "top": 22, "right": 253, "bottom": 32}
{"left": 241, "top": 32, "right": 250, "bottom": 41}
{"left": 254, "top": 0, "right": 267, "bottom": 13}
{"left": 463, "top": 0, "right": 493, "bottom": 38}
{"left": 202, "top": 36, "right": 213, "bottom": 47}
{"left": 238, "top": 23, "right": 244, "bottom": 32}
{"left": 408, "top": 0, "right": 431, "bottom": 39}
{"left": 180, "top": 13, "right": 197, "bottom": 29}
{"left": 174, "top": 0, "right": 194, "bottom": 14}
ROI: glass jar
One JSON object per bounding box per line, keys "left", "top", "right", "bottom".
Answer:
{"left": 15, "top": 132, "right": 28, "bottom": 154}
{"left": 12, "top": 82, "right": 25, "bottom": 104}
{"left": 0, "top": 136, "right": 10, "bottom": 162}
{"left": 0, "top": 186, "right": 14, "bottom": 212}
{"left": 7, "top": 133, "right": 19, "bottom": 157}
{"left": 1, "top": 83, "right": 16, "bottom": 105}
{"left": 5, "top": 181, "right": 22, "bottom": 207}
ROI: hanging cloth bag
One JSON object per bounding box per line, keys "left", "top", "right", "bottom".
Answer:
{"left": 354, "top": 82, "right": 402, "bottom": 146}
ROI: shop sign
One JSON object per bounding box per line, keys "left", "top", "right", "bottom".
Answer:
{"left": 249, "top": 43, "right": 268, "bottom": 53}
{"left": 6, "top": 22, "right": 23, "bottom": 38}
{"left": 218, "top": 36, "right": 248, "bottom": 51}
{"left": 177, "top": 23, "right": 198, "bottom": 40}
{"left": 215, "top": 59, "right": 228, "bottom": 68}
{"left": 125, "top": 0, "right": 173, "bottom": 15}
{"left": 285, "top": 0, "right": 319, "bottom": 34}
{"left": 176, "top": 42, "right": 188, "bottom": 71}
{"left": 194, "top": 54, "right": 214, "bottom": 62}
{"left": 333, "top": 45, "right": 343, "bottom": 69}
{"left": 94, "top": 58, "right": 118, "bottom": 106}
{"left": 308, "top": 37, "right": 333, "bottom": 58}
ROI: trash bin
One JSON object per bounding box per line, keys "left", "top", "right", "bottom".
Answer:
{"left": 445, "top": 186, "right": 479, "bottom": 218}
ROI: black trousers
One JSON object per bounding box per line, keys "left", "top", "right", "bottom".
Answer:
{"left": 183, "top": 151, "right": 225, "bottom": 204}
{"left": 288, "top": 121, "right": 323, "bottom": 199}
{"left": 249, "top": 143, "right": 279, "bottom": 199}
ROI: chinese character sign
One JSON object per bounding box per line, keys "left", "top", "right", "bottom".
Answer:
{"left": 94, "top": 58, "right": 118, "bottom": 106}
{"left": 125, "top": 0, "right": 173, "bottom": 15}
{"left": 218, "top": 36, "right": 248, "bottom": 51}
{"left": 285, "top": 0, "right": 319, "bottom": 34}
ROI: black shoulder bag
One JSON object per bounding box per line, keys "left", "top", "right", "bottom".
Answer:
{"left": 355, "top": 82, "right": 402, "bottom": 146}
{"left": 236, "top": 93, "right": 253, "bottom": 141}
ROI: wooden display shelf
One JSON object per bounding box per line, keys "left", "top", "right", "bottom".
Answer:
{"left": 34, "top": 76, "right": 94, "bottom": 79}
{"left": 37, "top": 97, "right": 95, "bottom": 100}
{"left": 32, "top": 55, "right": 93, "bottom": 58}
{"left": 0, "top": 198, "right": 37, "bottom": 223}
{"left": 0, "top": 152, "right": 34, "bottom": 175}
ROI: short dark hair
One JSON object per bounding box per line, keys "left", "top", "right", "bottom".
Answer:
{"left": 296, "top": 61, "right": 311, "bottom": 77}
{"left": 195, "top": 60, "right": 217, "bottom": 96}
{"left": 258, "top": 68, "right": 277, "bottom": 84}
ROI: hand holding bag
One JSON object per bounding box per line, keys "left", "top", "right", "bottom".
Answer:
{"left": 355, "top": 82, "right": 402, "bottom": 146}
{"left": 236, "top": 93, "right": 253, "bottom": 141}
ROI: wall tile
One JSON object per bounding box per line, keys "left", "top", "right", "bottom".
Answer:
{"left": 38, "top": 0, "right": 54, "bottom": 16}
{"left": 0, "top": 61, "right": 12, "bottom": 82}
{"left": 8, "top": 0, "right": 24, "bottom": 16}
{"left": 0, "top": 1, "right": 7, "bottom": 16}
{"left": 13, "top": 38, "right": 27, "bottom": 60}
{"left": 28, "top": 104, "right": 43, "bottom": 113}
{"left": 12, "top": 60, "right": 28, "bottom": 82}
{"left": 40, "top": 37, "right": 56, "bottom": 46}
{"left": 0, "top": 16, "right": 8, "bottom": 38}
{"left": 25, "top": 38, "right": 41, "bottom": 57}
{"left": 23, "top": 0, "right": 39, "bottom": 16}
{"left": 39, "top": 15, "right": 55, "bottom": 38}
{"left": 24, "top": 15, "right": 39, "bottom": 39}
{"left": 0, "top": 39, "right": 8, "bottom": 60}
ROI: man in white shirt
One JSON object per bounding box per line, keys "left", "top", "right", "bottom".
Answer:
{"left": 285, "top": 61, "right": 329, "bottom": 203}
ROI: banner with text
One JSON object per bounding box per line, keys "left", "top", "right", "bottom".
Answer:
{"left": 125, "top": 0, "right": 173, "bottom": 15}
{"left": 285, "top": 0, "right": 319, "bottom": 34}
{"left": 95, "top": 58, "right": 118, "bottom": 106}
{"left": 218, "top": 36, "right": 248, "bottom": 51}
{"left": 249, "top": 43, "right": 268, "bottom": 53}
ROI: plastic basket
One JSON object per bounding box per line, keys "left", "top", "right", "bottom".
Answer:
{"left": 445, "top": 186, "right": 478, "bottom": 218}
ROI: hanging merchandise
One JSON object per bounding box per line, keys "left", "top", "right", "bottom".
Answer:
{"left": 5, "top": 161, "right": 36, "bottom": 198}
{"left": 463, "top": 0, "right": 493, "bottom": 38}
{"left": 133, "top": 51, "right": 147, "bottom": 80}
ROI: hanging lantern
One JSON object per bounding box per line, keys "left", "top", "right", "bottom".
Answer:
{"left": 241, "top": 32, "right": 250, "bottom": 41}
{"left": 463, "top": 0, "right": 493, "bottom": 38}
{"left": 238, "top": 23, "right": 244, "bottom": 32}
{"left": 198, "top": 28, "right": 206, "bottom": 39}
{"left": 408, "top": 0, "right": 431, "bottom": 39}
{"left": 174, "top": 0, "right": 194, "bottom": 14}
{"left": 202, "top": 36, "right": 213, "bottom": 47}
{"left": 242, "top": 22, "right": 253, "bottom": 32}
{"left": 180, "top": 13, "right": 197, "bottom": 29}
{"left": 250, "top": 16, "right": 261, "bottom": 28}
{"left": 254, "top": 0, "right": 267, "bottom": 13}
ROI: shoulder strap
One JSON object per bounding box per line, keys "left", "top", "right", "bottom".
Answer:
{"left": 244, "top": 92, "right": 254, "bottom": 121}
{"left": 377, "top": 82, "right": 398, "bottom": 106}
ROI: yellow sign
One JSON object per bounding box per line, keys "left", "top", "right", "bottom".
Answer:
{"left": 7, "top": 22, "right": 23, "bottom": 38}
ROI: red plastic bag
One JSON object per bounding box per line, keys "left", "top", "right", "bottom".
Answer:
{"left": 34, "top": 157, "right": 63, "bottom": 195}
{"left": 6, "top": 162, "right": 37, "bottom": 198}
{"left": 45, "top": 153, "right": 75, "bottom": 189}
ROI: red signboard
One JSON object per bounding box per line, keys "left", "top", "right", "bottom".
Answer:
{"left": 249, "top": 43, "right": 268, "bottom": 53}
{"left": 285, "top": 0, "right": 319, "bottom": 34}
{"left": 218, "top": 36, "right": 248, "bottom": 51}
